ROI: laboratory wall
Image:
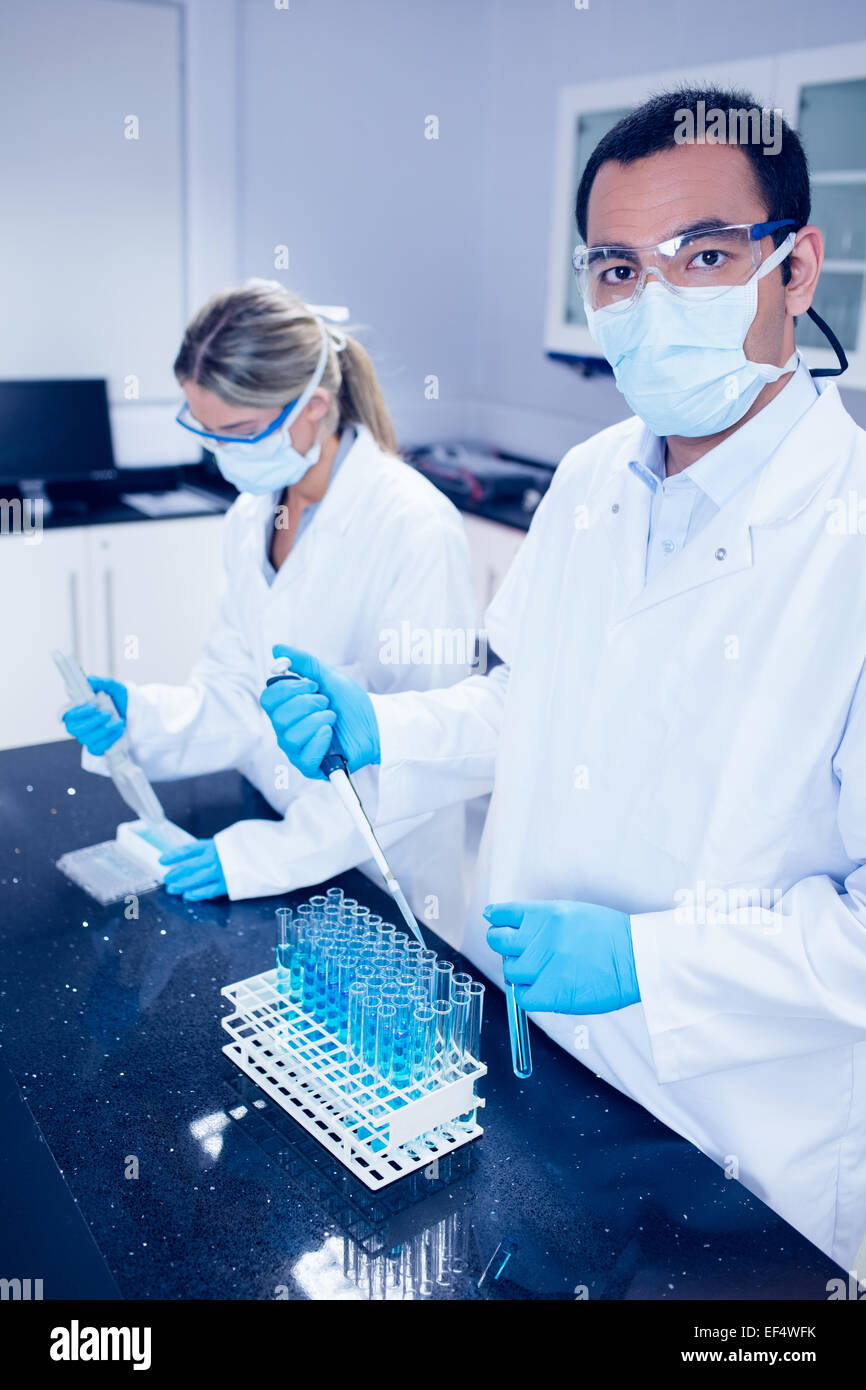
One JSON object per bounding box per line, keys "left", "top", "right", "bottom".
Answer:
{"left": 238, "top": 0, "right": 866, "bottom": 462}
{"left": 6, "top": 0, "right": 866, "bottom": 467}
{"left": 0, "top": 0, "right": 239, "bottom": 466}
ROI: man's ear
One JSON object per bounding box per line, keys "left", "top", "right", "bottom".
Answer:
{"left": 785, "top": 226, "right": 823, "bottom": 317}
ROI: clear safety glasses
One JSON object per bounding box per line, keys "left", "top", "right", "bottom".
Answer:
{"left": 572, "top": 219, "right": 795, "bottom": 313}
{"left": 175, "top": 395, "right": 299, "bottom": 445}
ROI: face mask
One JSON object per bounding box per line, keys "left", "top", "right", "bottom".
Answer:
{"left": 585, "top": 234, "right": 798, "bottom": 438}
{"left": 213, "top": 432, "right": 322, "bottom": 495}
{"left": 211, "top": 320, "right": 330, "bottom": 494}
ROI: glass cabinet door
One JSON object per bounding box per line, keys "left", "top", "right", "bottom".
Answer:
{"left": 795, "top": 77, "right": 866, "bottom": 356}
{"left": 563, "top": 107, "right": 631, "bottom": 330}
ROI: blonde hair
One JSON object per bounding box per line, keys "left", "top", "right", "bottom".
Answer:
{"left": 173, "top": 279, "right": 397, "bottom": 453}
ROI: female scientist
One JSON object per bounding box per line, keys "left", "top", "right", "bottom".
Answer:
{"left": 64, "top": 280, "right": 475, "bottom": 925}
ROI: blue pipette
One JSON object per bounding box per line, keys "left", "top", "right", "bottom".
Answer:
{"left": 266, "top": 659, "right": 425, "bottom": 948}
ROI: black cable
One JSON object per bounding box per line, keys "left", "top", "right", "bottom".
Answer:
{"left": 807, "top": 306, "right": 848, "bottom": 378}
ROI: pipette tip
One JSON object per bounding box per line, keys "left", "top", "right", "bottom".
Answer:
{"left": 385, "top": 873, "right": 426, "bottom": 947}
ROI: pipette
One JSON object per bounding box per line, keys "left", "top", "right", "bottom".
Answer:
{"left": 52, "top": 649, "right": 166, "bottom": 825}
{"left": 266, "top": 658, "right": 426, "bottom": 947}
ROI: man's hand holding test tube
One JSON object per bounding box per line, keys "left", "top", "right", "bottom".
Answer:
{"left": 259, "top": 645, "right": 533, "bottom": 1075}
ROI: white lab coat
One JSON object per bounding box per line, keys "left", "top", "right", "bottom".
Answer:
{"left": 368, "top": 380, "right": 866, "bottom": 1270}
{"left": 85, "top": 425, "right": 476, "bottom": 932}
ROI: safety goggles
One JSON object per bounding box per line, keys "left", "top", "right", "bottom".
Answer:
{"left": 175, "top": 395, "right": 300, "bottom": 445}
{"left": 572, "top": 219, "right": 796, "bottom": 312}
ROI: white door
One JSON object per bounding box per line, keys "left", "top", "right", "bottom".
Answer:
{"left": 0, "top": 528, "right": 94, "bottom": 750}
{"left": 88, "top": 516, "right": 226, "bottom": 686}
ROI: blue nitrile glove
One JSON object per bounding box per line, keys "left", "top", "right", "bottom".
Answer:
{"left": 259, "top": 644, "right": 381, "bottom": 779}
{"left": 484, "top": 900, "right": 640, "bottom": 1014}
{"left": 159, "top": 838, "right": 228, "bottom": 901}
{"left": 62, "top": 677, "right": 128, "bottom": 755}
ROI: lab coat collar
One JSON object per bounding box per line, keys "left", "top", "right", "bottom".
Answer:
{"left": 628, "top": 357, "right": 818, "bottom": 510}
{"left": 241, "top": 423, "right": 376, "bottom": 579}
{"left": 595, "top": 379, "right": 854, "bottom": 621}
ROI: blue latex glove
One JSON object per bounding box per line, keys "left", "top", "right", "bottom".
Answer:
{"left": 62, "top": 676, "right": 128, "bottom": 755}
{"left": 159, "top": 838, "right": 228, "bottom": 901}
{"left": 259, "top": 644, "right": 381, "bottom": 779}
{"left": 484, "top": 900, "right": 640, "bottom": 1014}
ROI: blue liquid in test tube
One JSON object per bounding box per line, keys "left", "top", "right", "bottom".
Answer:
{"left": 505, "top": 978, "right": 533, "bottom": 1079}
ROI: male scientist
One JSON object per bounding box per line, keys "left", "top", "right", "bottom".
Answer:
{"left": 259, "top": 88, "right": 866, "bottom": 1271}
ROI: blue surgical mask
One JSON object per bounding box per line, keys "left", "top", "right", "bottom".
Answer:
{"left": 210, "top": 320, "right": 331, "bottom": 494}
{"left": 585, "top": 234, "right": 798, "bottom": 438}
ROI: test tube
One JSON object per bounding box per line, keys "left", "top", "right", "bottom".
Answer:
{"left": 451, "top": 972, "right": 472, "bottom": 999}
{"left": 316, "top": 942, "right": 337, "bottom": 1023}
{"left": 377, "top": 922, "right": 397, "bottom": 955}
{"left": 340, "top": 898, "right": 359, "bottom": 931}
{"left": 325, "top": 887, "right": 343, "bottom": 908}
{"left": 465, "top": 981, "right": 485, "bottom": 1064}
{"left": 275, "top": 906, "right": 292, "bottom": 992}
{"left": 403, "top": 941, "right": 423, "bottom": 971}
{"left": 392, "top": 994, "right": 413, "bottom": 1089}
{"left": 411, "top": 1004, "right": 435, "bottom": 1085}
{"left": 449, "top": 991, "right": 470, "bottom": 1080}
{"left": 454, "top": 981, "right": 484, "bottom": 1131}
{"left": 376, "top": 1003, "right": 396, "bottom": 1097}
{"left": 416, "top": 967, "right": 435, "bottom": 1003}
{"left": 362, "top": 989, "right": 382, "bottom": 1073}
{"left": 301, "top": 918, "right": 319, "bottom": 1015}
{"left": 325, "top": 945, "right": 343, "bottom": 1033}
{"left": 505, "top": 979, "right": 533, "bottom": 1079}
{"left": 431, "top": 999, "right": 453, "bottom": 1079}
{"left": 348, "top": 982, "right": 367, "bottom": 1067}
{"left": 289, "top": 913, "right": 306, "bottom": 1005}
{"left": 337, "top": 953, "right": 357, "bottom": 1043}
{"left": 433, "top": 960, "right": 454, "bottom": 1002}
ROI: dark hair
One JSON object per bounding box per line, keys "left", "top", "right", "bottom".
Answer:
{"left": 575, "top": 87, "right": 810, "bottom": 284}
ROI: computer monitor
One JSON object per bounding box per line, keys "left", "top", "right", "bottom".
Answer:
{"left": 0, "top": 379, "right": 116, "bottom": 489}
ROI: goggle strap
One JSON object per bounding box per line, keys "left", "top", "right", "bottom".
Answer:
{"left": 806, "top": 306, "right": 849, "bottom": 378}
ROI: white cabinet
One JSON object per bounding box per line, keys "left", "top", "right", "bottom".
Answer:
{"left": 0, "top": 528, "right": 93, "bottom": 750}
{"left": 461, "top": 512, "right": 526, "bottom": 622}
{"left": 89, "top": 518, "right": 225, "bottom": 685}
{"left": 0, "top": 515, "right": 225, "bottom": 751}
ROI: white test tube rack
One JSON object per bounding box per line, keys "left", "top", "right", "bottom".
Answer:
{"left": 221, "top": 969, "right": 486, "bottom": 1190}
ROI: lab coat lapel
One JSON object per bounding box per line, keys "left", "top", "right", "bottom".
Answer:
{"left": 269, "top": 427, "right": 371, "bottom": 593}
{"left": 593, "top": 457, "right": 654, "bottom": 619}
{"left": 622, "top": 493, "right": 756, "bottom": 619}
{"left": 235, "top": 493, "right": 276, "bottom": 597}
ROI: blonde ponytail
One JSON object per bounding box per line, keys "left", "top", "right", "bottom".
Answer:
{"left": 336, "top": 334, "right": 397, "bottom": 454}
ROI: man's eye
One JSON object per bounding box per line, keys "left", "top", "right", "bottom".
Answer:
{"left": 601, "top": 264, "right": 635, "bottom": 284}
{"left": 691, "top": 249, "right": 726, "bottom": 269}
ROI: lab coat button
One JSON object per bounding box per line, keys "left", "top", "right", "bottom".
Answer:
{"left": 610, "top": 503, "right": 620, "bottom": 513}
{"left": 715, "top": 547, "right": 727, "bottom": 561}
